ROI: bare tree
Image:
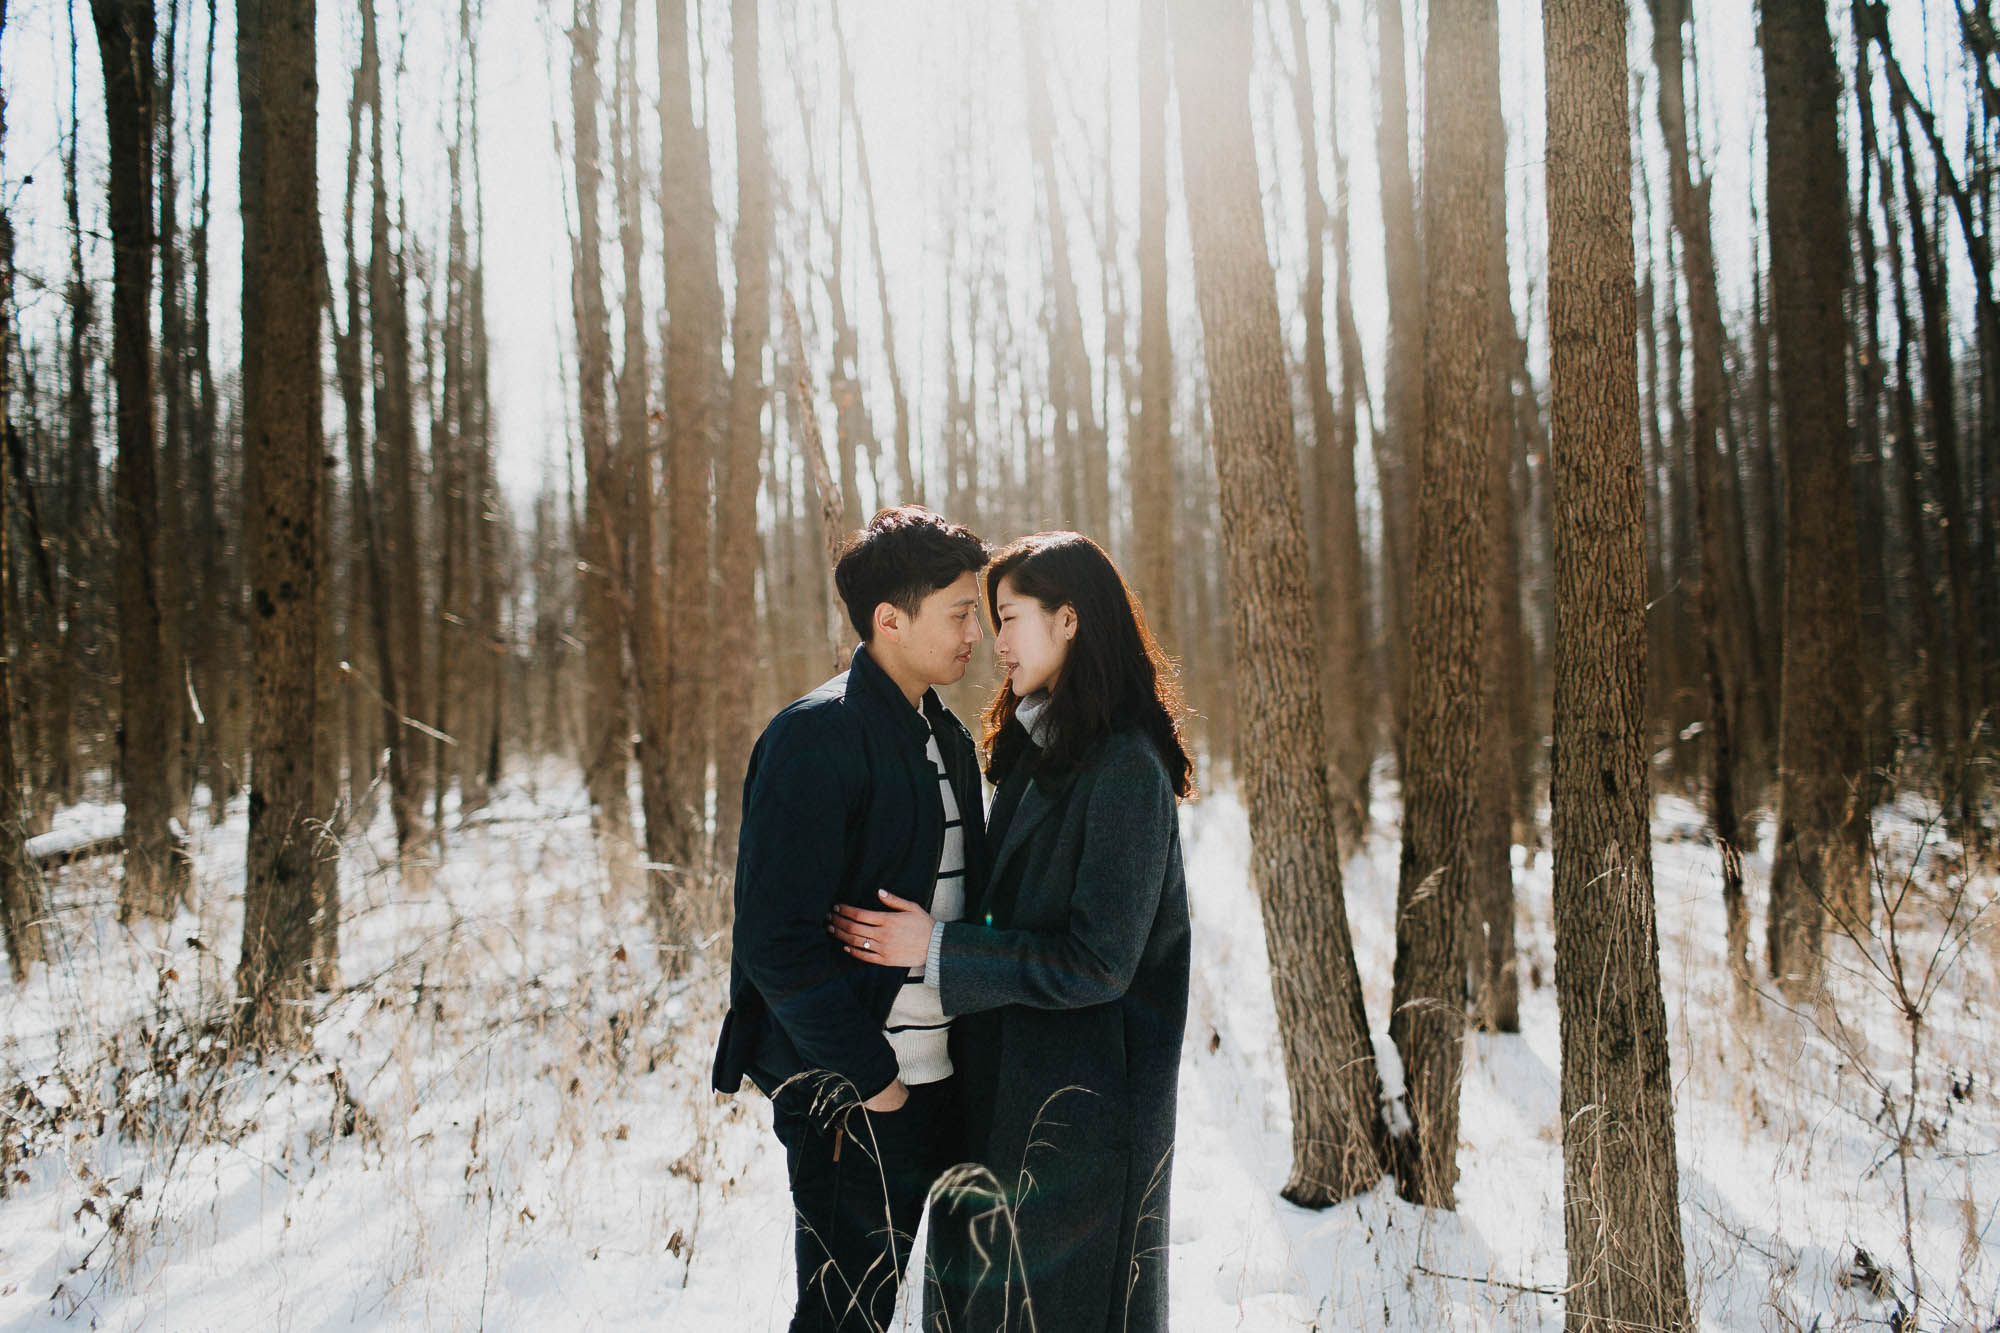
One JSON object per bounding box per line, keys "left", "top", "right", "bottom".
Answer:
{"left": 1372, "top": 0, "right": 1423, "bottom": 771}
{"left": 569, "top": 0, "right": 633, "bottom": 857}
{"left": 1764, "top": 0, "right": 1869, "bottom": 987}
{"left": 656, "top": 0, "right": 721, "bottom": 928}
{"left": 1544, "top": 0, "right": 1692, "bottom": 1323}
{"left": 1649, "top": 0, "right": 1749, "bottom": 991}
{"left": 1131, "top": 0, "right": 1176, "bottom": 652}
{"left": 714, "top": 0, "right": 771, "bottom": 856}
{"left": 94, "top": 0, "right": 187, "bottom": 921}
{"left": 1170, "top": 0, "right": 1388, "bottom": 1206}
{"left": 235, "top": 0, "right": 326, "bottom": 1044}
{"left": 0, "top": 1, "right": 52, "bottom": 979}
{"left": 363, "top": 0, "right": 431, "bottom": 851}
{"left": 1022, "top": 1, "right": 1107, "bottom": 534}
{"left": 1387, "top": 0, "right": 1499, "bottom": 1209}
{"left": 1284, "top": 0, "right": 1371, "bottom": 845}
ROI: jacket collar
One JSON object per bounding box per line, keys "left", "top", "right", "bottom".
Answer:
{"left": 847, "top": 643, "right": 937, "bottom": 749}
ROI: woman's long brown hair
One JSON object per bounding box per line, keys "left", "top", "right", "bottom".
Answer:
{"left": 981, "top": 532, "right": 1194, "bottom": 799}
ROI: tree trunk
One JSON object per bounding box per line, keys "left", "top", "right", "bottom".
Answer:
{"left": 0, "top": 10, "right": 52, "bottom": 978}
{"left": 1764, "top": 0, "right": 1869, "bottom": 985}
{"left": 94, "top": 0, "right": 186, "bottom": 921}
{"left": 363, "top": 0, "right": 429, "bottom": 853}
{"left": 155, "top": 0, "right": 190, "bottom": 809}
{"left": 1285, "top": 0, "right": 1370, "bottom": 847}
{"left": 1472, "top": 87, "right": 1522, "bottom": 1034}
{"left": 713, "top": 0, "right": 770, "bottom": 857}
{"left": 1131, "top": 0, "right": 1176, "bottom": 654}
{"left": 570, "top": 0, "right": 633, "bottom": 862}
{"left": 187, "top": 0, "right": 225, "bottom": 815}
{"left": 1170, "top": 0, "right": 1388, "bottom": 1206}
{"left": 1388, "top": 0, "right": 1498, "bottom": 1209}
{"left": 656, "top": 0, "right": 720, "bottom": 927}
{"left": 1021, "top": 2, "right": 1107, "bottom": 536}
{"left": 1890, "top": 99, "right": 1982, "bottom": 821}
{"left": 1372, "top": 0, "right": 1423, "bottom": 776}
{"left": 1650, "top": 0, "right": 1749, "bottom": 993}
{"left": 1543, "top": 0, "right": 1693, "bottom": 1324}
{"left": 236, "top": 0, "right": 325, "bottom": 1046}
{"left": 832, "top": 11, "right": 913, "bottom": 507}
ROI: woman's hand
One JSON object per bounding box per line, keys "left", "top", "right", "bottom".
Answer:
{"left": 829, "top": 891, "right": 935, "bottom": 969}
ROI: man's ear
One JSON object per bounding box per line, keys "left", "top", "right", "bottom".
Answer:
{"left": 873, "top": 600, "right": 901, "bottom": 642}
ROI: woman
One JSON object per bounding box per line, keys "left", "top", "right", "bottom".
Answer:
{"left": 830, "top": 531, "right": 1193, "bottom": 1332}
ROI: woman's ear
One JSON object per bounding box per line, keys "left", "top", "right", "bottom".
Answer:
{"left": 1061, "top": 604, "right": 1078, "bottom": 641}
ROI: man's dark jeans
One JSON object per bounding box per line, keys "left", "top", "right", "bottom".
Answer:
{"left": 770, "top": 1076, "right": 961, "bottom": 1332}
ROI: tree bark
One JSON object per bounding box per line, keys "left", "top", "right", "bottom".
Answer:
{"left": 94, "top": 0, "right": 186, "bottom": 921}
{"left": 1131, "top": 0, "right": 1176, "bottom": 654}
{"left": 1764, "top": 0, "right": 1869, "bottom": 985}
{"left": 0, "top": 8, "right": 52, "bottom": 978}
{"left": 656, "top": 0, "right": 720, "bottom": 925}
{"left": 236, "top": 0, "right": 325, "bottom": 1045}
{"left": 1544, "top": 0, "right": 1693, "bottom": 1324}
{"left": 1170, "top": 0, "right": 1388, "bottom": 1206}
{"left": 1372, "top": 0, "right": 1423, "bottom": 776}
{"left": 570, "top": 0, "right": 633, "bottom": 859}
{"left": 713, "top": 0, "right": 770, "bottom": 857}
{"left": 1387, "top": 0, "right": 1498, "bottom": 1209}
{"left": 1285, "top": 0, "right": 1370, "bottom": 847}
{"left": 1472, "top": 85, "right": 1522, "bottom": 1035}
{"left": 1650, "top": 0, "right": 1749, "bottom": 993}
{"left": 363, "top": 0, "right": 430, "bottom": 852}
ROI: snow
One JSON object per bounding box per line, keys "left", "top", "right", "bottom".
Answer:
{"left": 1, "top": 766, "right": 1994, "bottom": 1330}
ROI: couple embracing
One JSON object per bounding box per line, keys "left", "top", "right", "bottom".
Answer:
{"left": 712, "top": 506, "right": 1193, "bottom": 1332}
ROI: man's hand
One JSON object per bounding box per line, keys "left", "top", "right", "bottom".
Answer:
{"left": 829, "top": 890, "right": 937, "bottom": 969}
{"left": 861, "top": 1077, "right": 909, "bottom": 1113}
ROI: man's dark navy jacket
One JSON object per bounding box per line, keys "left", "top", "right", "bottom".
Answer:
{"left": 712, "top": 643, "right": 988, "bottom": 1104}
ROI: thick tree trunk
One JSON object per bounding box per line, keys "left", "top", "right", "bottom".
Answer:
{"left": 1388, "top": 0, "right": 1499, "bottom": 1209}
{"left": 1764, "top": 0, "right": 1869, "bottom": 985}
{"left": 1544, "top": 1, "right": 1693, "bottom": 1325}
{"left": 1131, "top": 0, "right": 1176, "bottom": 653}
{"left": 236, "top": 0, "right": 325, "bottom": 1045}
{"left": 1171, "top": 0, "right": 1389, "bottom": 1206}
{"left": 656, "top": 0, "right": 720, "bottom": 926}
{"left": 713, "top": 0, "right": 769, "bottom": 858}
{"left": 94, "top": 0, "right": 186, "bottom": 922}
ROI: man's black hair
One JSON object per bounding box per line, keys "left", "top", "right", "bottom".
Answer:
{"left": 833, "top": 506, "right": 989, "bottom": 642}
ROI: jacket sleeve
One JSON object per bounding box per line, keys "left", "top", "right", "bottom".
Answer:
{"left": 936, "top": 736, "right": 1175, "bottom": 1016}
{"left": 733, "top": 709, "right": 901, "bottom": 1101}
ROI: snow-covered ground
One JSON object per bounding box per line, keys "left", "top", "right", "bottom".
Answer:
{"left": 1, "top": 765, "right": 1994, "bottom": 1330}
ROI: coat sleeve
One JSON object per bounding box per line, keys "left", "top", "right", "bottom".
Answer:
{"left": 936, "top": 735, "right": 1175, "bottom": 1016}
{"left": 733, "top": 708, "right": 901, "bottom": 1101}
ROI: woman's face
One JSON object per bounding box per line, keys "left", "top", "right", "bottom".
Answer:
{"left": 993, "top": 575, "right": 1075, "bottom": 698}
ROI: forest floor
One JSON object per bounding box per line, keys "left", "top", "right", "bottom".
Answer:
{"left": 0, "top": 761, "right": 1995, "bottom": 1331}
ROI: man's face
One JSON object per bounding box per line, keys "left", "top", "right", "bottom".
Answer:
{"left": 881, "top": 571, "right": 985, "bottom": 691}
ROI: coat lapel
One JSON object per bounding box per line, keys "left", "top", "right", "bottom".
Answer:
{"left": 988, "top": 770, "right": 1075, "bottom": 891}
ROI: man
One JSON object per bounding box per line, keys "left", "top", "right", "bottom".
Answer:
{"left": 712, "top": 505, "right": 989, "bottom": 1332}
